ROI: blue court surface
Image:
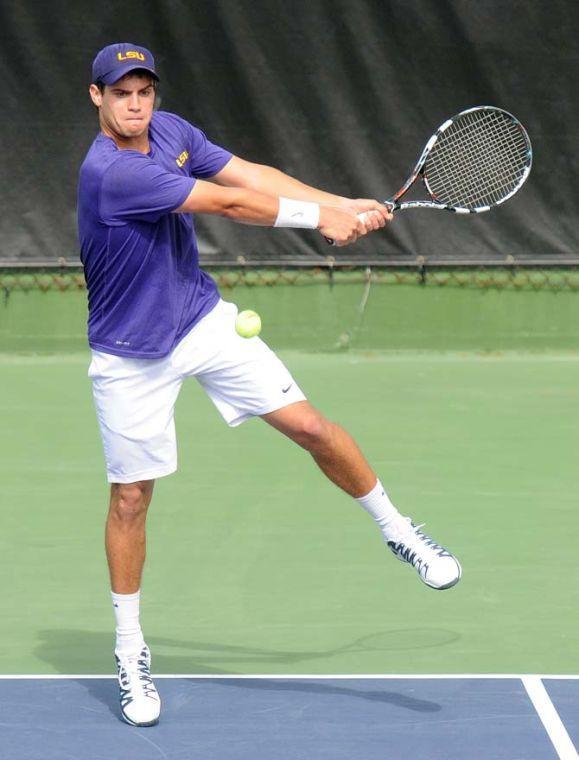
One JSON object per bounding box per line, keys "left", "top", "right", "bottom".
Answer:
{"left": 0, "top": 675, "right": 577, "bottom": 759}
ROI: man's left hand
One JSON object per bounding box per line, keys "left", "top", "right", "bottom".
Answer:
{"left": 341, "top": 198, "right": 393, "bottom": 232}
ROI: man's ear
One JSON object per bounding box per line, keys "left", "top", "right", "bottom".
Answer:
{"left": 89, "top": 84, "right": 103, "bottom": 108}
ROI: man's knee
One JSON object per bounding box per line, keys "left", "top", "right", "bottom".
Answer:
{"left": 109, "top": 480, "right": 154, "bottom": 522}
{"left": 291, "top": 411, "right": 334, "bottom": 452}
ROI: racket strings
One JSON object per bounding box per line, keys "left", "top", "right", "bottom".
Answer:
{"left": 431, "top": 112, "right": 527, "bottom": 202}
{"left": 424, "top": 110, "right": 530, "bottom": 209}
{"left": 431, "top": 115, "right": 526, "bottom": 206}
{"left": 428, "top": 113, "right": 528, "bottom": 207}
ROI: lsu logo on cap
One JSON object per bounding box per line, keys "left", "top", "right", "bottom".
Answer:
{"left": 117, "top": 51, "right": 146, "bottom": 62}
{"left": 176, "top": 150, "right": 189, "bottom": 168}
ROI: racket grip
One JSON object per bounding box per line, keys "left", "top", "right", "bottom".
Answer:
{"left": 325, "top": 213, "right": 368, "bottom": 246}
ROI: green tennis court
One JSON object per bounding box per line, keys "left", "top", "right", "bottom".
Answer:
{"left": 1, "top": 276, "right": 578, "bottom": 679}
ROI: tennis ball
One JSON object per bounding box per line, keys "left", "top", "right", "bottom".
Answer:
{"left": 235, "top": 309, "right": 262, "bottom": 338}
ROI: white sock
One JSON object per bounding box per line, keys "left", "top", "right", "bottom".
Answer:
{"left": 112, "top": 590, "right": 145, "bottom": 656}
{"left": 356, "top": 479, "right": 406, "bottom": 541}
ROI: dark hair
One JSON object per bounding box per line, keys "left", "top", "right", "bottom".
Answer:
{"left": 94, "top": 70, "right": 157, "bottom": 93}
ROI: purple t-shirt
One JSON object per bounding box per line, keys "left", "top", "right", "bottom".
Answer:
{"left": 77, "top": 111, "right": 232, "bottom": 358}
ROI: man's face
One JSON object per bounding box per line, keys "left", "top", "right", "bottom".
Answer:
{"left": 89, "top": 74, "right": 156, "bottom": 140}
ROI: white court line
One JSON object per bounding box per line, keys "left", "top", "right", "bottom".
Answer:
{"left": 0, "top": 673, "right": 578, "bottom": 680}
{"left": 522, "top": 676, "right": 578, "bottom": 760}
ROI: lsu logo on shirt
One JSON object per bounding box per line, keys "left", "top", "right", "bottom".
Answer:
{"left": 176, "top": 150, "right": 189, "bottom": 168}
{"left": 117, "top": 51, "right": 145, "bottom": 62}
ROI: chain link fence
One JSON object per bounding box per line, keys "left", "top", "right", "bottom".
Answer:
{"left": 2, "top": 262, "right": 579, "bottom": 294}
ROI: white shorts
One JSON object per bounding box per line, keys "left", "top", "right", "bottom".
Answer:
{"left": 88, "top": 299, "right": 306, "bottom": 483}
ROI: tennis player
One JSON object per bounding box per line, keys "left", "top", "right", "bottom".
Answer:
{"left": 78, "top": 43, "right": 461, "bottom": 727}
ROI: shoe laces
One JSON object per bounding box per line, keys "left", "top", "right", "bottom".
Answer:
{"left": 118, "top": 650, "right": 157, "bottom": 701}
{"left": 390, "top": 520, "right": 450, "bottom": 569}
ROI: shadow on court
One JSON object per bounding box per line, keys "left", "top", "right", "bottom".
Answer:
{"left": 35, "top": 626, "right": 461, "bottom": 674}
{"left": 69, "top": 676, "right": 442, "bottom": 722}
{"left": 33, "top": 627, "right": 460, "bottom": 716}
{"left": 77, "top": 678, "right": 119, "bottom": 721}
{"left": 201, "top": 677, "right": 442, "bottom": 713}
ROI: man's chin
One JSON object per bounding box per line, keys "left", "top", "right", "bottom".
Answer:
{"left": 122, "top": 121, "right": 149, "bottom": 137}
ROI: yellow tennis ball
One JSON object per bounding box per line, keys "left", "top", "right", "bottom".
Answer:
{"left": 235, "top": 309, "right": 262, "bottom": 338}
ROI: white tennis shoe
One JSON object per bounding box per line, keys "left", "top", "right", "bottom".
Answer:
{"left": 387, "top": 519, "right": 462, "bottom": 590}
{"left": 115, "top": 644, "right": 161, "bottom": 726}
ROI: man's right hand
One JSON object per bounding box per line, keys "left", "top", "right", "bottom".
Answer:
{"left": 317, "top": 206, "right": 368, "bottom": 247}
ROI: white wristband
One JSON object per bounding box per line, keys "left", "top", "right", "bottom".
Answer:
{"left": 274, "top": 197, "right": 320, "bottom": 229}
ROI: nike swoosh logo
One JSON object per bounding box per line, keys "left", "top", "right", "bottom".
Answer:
{"left": 290, "top": 212, "right": 303, "bottom": 218}
{"left": 282, "top": 384, "right": 293, "bottom": 393}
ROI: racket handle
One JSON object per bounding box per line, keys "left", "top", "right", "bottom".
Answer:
{"left": 325, "top": 213, "right": 368, "bottom": 246}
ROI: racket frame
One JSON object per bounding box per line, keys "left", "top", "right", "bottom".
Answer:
{"left": 386, "top": 105, "right": 533, "bottom": 214}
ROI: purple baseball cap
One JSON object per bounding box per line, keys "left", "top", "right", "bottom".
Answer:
{"left": 92, "top": 43, "right": 159, "bottom": 85}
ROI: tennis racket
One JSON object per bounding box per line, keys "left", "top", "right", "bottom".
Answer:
{"left": 327, "top": 105, "right": 532, "bottom": 243}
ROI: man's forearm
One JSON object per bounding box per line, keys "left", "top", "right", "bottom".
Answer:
{"left": 235, "top": 163, "right": 347, "bottom": 207}
{"left": 211, "top": 157, "right": 390, "bottom": 223}
{"left": 176, "top": 174, "right": 387, "bottom": 246}
{"left": 177, "top": 183, "right": 277, "bottom": 225}
{"left": 257, "top": 165, "right": 347, "bottom": 205}
{"left": 177, "top": 181, "right": 318, "bottom": 228}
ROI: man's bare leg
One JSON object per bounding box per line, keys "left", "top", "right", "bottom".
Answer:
{"left": 262, "top": 401, "right": 376, "bottom": 497}
{"left": 262, "top": 401, "right": 461, "bottom": 590}
{"left": 106, "top": 480, "right": 155, "bottom": 654}
{"left": 106, "top": 479, "right": 161, "bottom": 726}
{"left": 106, "top": 480, "right": 155, "bottom": 593}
